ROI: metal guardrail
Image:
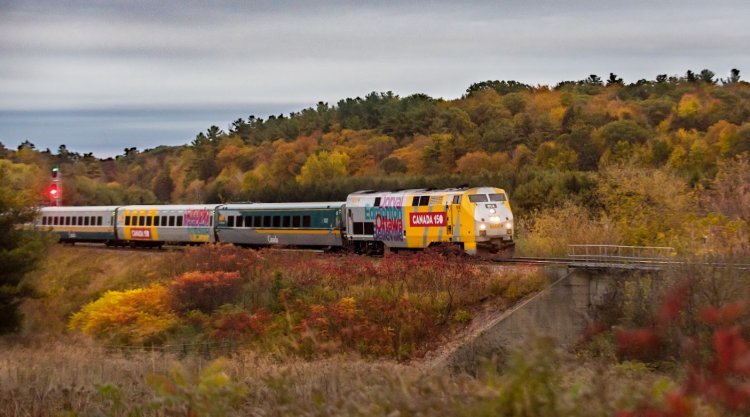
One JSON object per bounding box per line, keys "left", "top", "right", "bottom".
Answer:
{"left": 567, "top": 244, "right": 676, "bottom": 269}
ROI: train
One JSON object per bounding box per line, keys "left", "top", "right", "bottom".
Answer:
{"left": 29, "top": 186, "right": 514, "bottom": 255}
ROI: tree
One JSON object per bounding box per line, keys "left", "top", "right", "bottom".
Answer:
{"left": 699, "top": 69, "right": 717, "bottom": 84}
{"left": 722, "top": 68, "right": 742, "bottom": 85}
{"left": 0, "top": 160, "right": 51, "bottom": 332}
{"left": 607, "top": 73, "right": 624, "bottom": 86}
{"left": 585, "top": 74, "right": 603, "bottom": 86}
{"left": 296, "top": 151, "right": 350, "bottom": 186}
{"left": 596, "top": 120, "right": 651, "bottom": 147}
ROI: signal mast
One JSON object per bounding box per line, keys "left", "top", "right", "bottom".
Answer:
{"left": 49, "top": 167, "right": 61, "bottom": 206}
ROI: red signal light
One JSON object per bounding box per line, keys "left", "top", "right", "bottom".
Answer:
{"left": 49, "top": 184, "right": 58, "bottom": 197}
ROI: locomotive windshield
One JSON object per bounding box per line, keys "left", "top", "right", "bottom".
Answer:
{"left": 468, "top": 194, "right": 489, "bottom": 203}
{"left": 488, "top": 193, "right": 507, "bottom": 202}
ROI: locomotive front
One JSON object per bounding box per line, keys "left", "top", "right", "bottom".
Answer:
{"left": 465, "top": 187, "right": 514, "bottom": 255}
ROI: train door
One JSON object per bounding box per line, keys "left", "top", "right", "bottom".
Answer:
{"left": 448, "top": 194, "right": 462, "bottom": 242}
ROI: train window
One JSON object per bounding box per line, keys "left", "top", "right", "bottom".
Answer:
{"left": 72, "top": 217, "right": 77, "bottom": 226}
{"left": 263, "top": 216, "right": 271, "bottom": 227}
{"left": 54, "top": 216, "right": 60, "bottom": 225}
{"left": 489, "top": 193, "right": 507, "bottom": 202}
{"left": 292, "top": 216, "right": 301, "bottom": 227}
{"left": 251, "top": 216, "right": 259, "bottom": 227}
{"left": 282, "top": 216, "right": 291, "bottom": 228}
{"left": 419, "top": 196, "right": 430, "bottom": 206}
{"left": 162, "top": 216, "right": 168, "bottom": 226}
{"left": 41, "top": 217, "right": 46, "bottom": 225}
{"left": 411, "top": 196, "right": 420, "bottom": 206}
{"left": 66, "top": 217, "right": 71, "bottom": 225}
{"left": 468, "top": 194, "right": 489, "bottom": 203}
{"left": 84, "top": 217, "right": 90, "bottom": 226}
{"left": 363, "top": 222, "right": 374, "bottom": 235}
{"left": 227, "top": 216, "right": 235, "bottom": 227}
{"left": 210, "top": 216, "right": 213, "bottom": 227}
{"left": 169, "top": 216, "right": 175, "bottom": 226}
{"left": 272, "top": 216, "right": 281, "bottom": 227}
{"left": 146, "top": 216, "right": 152, "bottom": 226}
{"left": 78, "top": 216, "right": 84, "bottom": 225}
{"left": 303, "top": 215, "right": 311, "bottom": 228}
{"left": 176, "top": 216, "right": 183, "bottom": 227}
{"left": 98, "top": 216, "right": 103, "bottom": 226}
{"left": 452, "top": 195, "right": 461, "bottom": 205}
{"left": 137, "top": 216, "right": 144, "bottom": 226}
{"left": 353, "top": 222, "right": 364, "bottom": 234}
{"left": 125, "top": 216, "right": 131, "bottom": 226}
{"left": 374, "top": 197, "right": 381, "bottom": 207}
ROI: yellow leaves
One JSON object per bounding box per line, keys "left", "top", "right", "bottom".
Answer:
{"left": 597, "top": 166, "right": 693, "bottom": 247}
{"left": 677, "top": 94, "right": 702, "bottom": 118}
{"left": 337, "top": 297, "right": 357, "bottom": 320}
{"left": 296, "top": 150, "right": 351, "bottom": 186}
{"left": 69, "top": 284, "right": 177, "bottom": 344}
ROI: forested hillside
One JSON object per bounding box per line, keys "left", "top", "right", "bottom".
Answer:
{"left": 3, "top": 69, "right": 749, "bottom": 254}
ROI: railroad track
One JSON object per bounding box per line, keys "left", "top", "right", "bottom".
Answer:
{"left": 55, "top": 243, "right": 750, "bottom": 271}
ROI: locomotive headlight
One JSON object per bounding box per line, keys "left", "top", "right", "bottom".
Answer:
{"left": 479, "top": 224, "right": 487, "bottom": 231}
{"left": 505, "top": 221, "right": 513, "bottom": 229}
{"left": 489, "top": 216, "right": 501, "bottom": 223}
{"left": 489, "top": 208, "right": 496, "bottom": 214}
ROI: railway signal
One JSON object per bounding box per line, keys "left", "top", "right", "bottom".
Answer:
{"left": 50, "top": 167, "right": 61, "bottom": 206}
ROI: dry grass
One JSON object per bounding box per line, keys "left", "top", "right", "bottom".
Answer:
{"left": 20, "top": 246, "right": 171, "bottom": 336}
{"left": 0, "top": 337, "right": 706, "bottom": 417}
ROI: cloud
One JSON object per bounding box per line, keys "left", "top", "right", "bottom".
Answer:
{"left": 0, "top": 0, "right": 748, "bottom": 153}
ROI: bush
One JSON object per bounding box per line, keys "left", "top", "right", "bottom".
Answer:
{"left": 69, "top": 285, "right": 176, "bottom": 345}
{"left": 168, "top": 271, "right": 243, "bottom": 313}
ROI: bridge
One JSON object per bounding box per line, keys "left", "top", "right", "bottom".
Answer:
{"left": 433, "top": 245, "right": 749, "bottom": 373}
{"left": 566, "top": 244, "right": 677, "bottom": 270}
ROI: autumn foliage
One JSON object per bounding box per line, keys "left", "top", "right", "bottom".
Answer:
{"left": 613, "top": 278, "right": 750, "bottom": 416}
{"left": 168, "top": 271, "right": 243, "bottom": 313}
{"left": 68, "top": 244, "right": 547, "bottom": 358}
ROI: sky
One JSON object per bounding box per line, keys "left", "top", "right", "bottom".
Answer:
{"left": 1, "top": 0, "right": 749, "bottom": 157}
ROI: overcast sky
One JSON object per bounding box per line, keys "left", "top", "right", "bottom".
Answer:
{"left": 1, "top": 0, "right": 748, "bottom": 157}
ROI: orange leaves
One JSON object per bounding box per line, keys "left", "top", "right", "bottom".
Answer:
{"left": 700, "top": 301, "right": 747, "bottom": 326}
{"left": 168, "top": 271, "right": 243, "bottom": 313}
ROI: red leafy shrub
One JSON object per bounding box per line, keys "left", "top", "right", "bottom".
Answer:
{"left": 209, "top": 307, "right": 270, "bottom": 341}
{"left": 617, "top": 281, "right": 750, "bottom": 416}
{"left": 168, "top": 271, "right": 243, "bottom": 313}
